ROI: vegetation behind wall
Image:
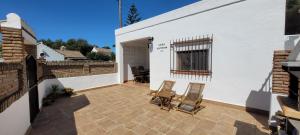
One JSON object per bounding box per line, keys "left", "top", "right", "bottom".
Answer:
{"left": 38, "top": 38, "right": 115, "bottom": 61}
{"left": 286, "top": 0, "right": 300, "bottom": 35}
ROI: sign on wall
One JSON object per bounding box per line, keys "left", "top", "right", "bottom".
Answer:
{"left": 156, "top": 43, "right": 167, "bottom": 52}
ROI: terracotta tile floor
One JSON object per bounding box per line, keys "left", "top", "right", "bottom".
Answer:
{"left": 30, "top": 84, "right": 270, "bottom": 135}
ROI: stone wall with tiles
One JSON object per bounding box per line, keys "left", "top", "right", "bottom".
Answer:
{"left": 0, "top": 62, "right": 26, "bottom": 113}
{"left": 38, "top": 61, "right": 117, "bottom": 81}
{"left": 0, "top": 27, "right": 25, "bottom": 62}
{"left": 272, "top": 50, "right": 291, "bottom": 94}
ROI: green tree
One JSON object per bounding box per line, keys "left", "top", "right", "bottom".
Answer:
{"left": 126, "top": 3, "right": 141, "bottom": 25}
{"left": 80, "top": 45, "right": 93, "bottom": 56}
{"left": 53, "top": 39, "right": 65, "bottom": 49}
{"left": 38, "top": 38, "right": 97, "bottom": 58}
{"left": 38, "top": 39, "right": 54, "bottom": 48}
{"left": 287, "top": 0, "right": 299, "bottom": 9}
{"left": 286, "top": 0, "right": 300, "bottom": 34}
{"left": 111, "top": 52, "right": 116, "bottom": 61}
{"left": 66, "top": 39, "right": 77, "bottom": 50}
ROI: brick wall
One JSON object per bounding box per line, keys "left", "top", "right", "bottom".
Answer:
{"left": 272, "top": 50, "right": 291, "bottom": 94}
{"left": 0, "top": 60, "right": 117, "bottom": 112}
{"left": 38, "top": 61, "right": 117, "bottom": 81}
{"left": 0, "top": 62, "right": 25, "bottom": 113}
{"left": 0, "top": 27, "right": 24, "bottom": 62}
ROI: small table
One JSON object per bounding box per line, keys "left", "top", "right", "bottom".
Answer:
{"left": 157, "top": 90, "right": 175, "bottom": 111}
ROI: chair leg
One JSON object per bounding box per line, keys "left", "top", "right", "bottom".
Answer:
{"left": 150, "top": 96, "right": 156, "bottom": 103}
{"left": 176, "top": 103, "right": 181, "bottom": 111}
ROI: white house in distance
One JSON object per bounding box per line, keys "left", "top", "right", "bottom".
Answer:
{"left": 91, "top": 46, "right": 112, "bottom": 56}
{"left": 37, "top": 43, "right": 87, "bottom": 61}
{"left": 37, "top": 42, "right": 65, "bottom": 61}
{"left": 115, "top": 0, "right": 289, "bottom": 126}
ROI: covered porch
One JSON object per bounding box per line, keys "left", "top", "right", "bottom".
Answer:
{"left": 120, "top": 37, "right": 151, "bottom": 84}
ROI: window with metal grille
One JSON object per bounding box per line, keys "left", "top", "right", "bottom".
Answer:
{"left": 170, "top": 35, "right": 213, "bottom": 76}
{"left": 177, "top": 50, "right": 209, "bottom": 70}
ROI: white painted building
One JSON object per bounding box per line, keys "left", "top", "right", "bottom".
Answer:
{"left": 91, "top": 46, "right": 112, "bottom": 56}
{"left": 115, "top": 0, "right": 286, "bottom": 124}
{"left": 37, "top": 42, "right": 65, "bottom": 61}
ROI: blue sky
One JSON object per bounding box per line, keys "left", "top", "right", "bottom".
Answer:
{"left": 0, "top": 0, "right": 198, "bottom": 48}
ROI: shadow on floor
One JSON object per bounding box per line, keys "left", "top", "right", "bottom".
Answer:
{"left": 246, "top": 71, "right": 272, "bottom": 129}
{"left": 234, "top": 120, "right": 269, "bottom": 135}
{"left": 30, "top": 94, "right": 90, "bottom": 135}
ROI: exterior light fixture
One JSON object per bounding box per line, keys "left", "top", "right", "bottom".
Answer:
{"left": 148, "top": 37, "right": 154, "bottom": 52}
{"left": 148, "top": 37, "right": 154, "bottom": 48}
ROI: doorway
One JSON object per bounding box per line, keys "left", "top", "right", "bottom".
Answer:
{"left": 122, "top": 38, "right": 151, "bottom": 84}
{"left": 26, "top": 55, "right": 39, "bottom": 123}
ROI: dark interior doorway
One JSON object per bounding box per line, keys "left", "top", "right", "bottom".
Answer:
{"left": 286, "top": 0, "right": 300, "bottom": 35}
{"left": 26, "top": 55, "right": 39, "bottom": 123}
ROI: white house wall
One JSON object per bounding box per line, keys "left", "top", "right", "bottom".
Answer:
{"left": 116, "top": 0, "right": 286, "bottom": 111}
{"left": 91, "top": 47, "right": 98, "bottom": 53}
{"left": 0, "top": 93, "right": 30, "bottom": 135}
{"left": 37, "top": 43, "right": 65, "bottom": 61}
{"left": 38, "top": 73, "right": 118, "bottom": 108}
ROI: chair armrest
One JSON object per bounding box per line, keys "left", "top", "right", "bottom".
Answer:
{"left": 196, "top": 95, "right": 203, "bottom": 105}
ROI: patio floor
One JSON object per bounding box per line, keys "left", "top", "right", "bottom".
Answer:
{"left": 30, "top": 84, "right": 270, "bottom": 135}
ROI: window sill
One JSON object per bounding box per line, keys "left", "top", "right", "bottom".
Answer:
{"left": 170, "top": 70, "right": 211, "bottom": 76}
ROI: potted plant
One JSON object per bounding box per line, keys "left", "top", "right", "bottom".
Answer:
{"left": 64, "top": 88, "right": 74, "bottom": 97}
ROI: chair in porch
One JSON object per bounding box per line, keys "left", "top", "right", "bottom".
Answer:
{"left": 176, "top": 83, "right": 205, "bottom": 116}
{"left": 131, "top": 66, "right": 144, "bottom": 83}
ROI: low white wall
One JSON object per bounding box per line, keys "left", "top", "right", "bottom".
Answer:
{"left": 0, "top": 93, "right": 31, "bottom": 135}
{"left": 38, "top": 73, "right": 118, "bottom": 108}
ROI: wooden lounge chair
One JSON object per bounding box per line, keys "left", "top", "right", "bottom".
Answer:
{"left": 177, "top": 83, "right": 205, "bottom": 116}
{"left": 149, "top": 80, "right": 175, "bottom": 103}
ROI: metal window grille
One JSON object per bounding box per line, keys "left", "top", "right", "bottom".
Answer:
{"left": 170, "top": 35, "right": 213, "bottom": 77}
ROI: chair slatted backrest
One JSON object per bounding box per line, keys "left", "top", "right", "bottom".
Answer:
{"left": 138, "top": 66, "right": 144, "bottom": 71}
{"left": 184, "top": 83, "right": 205, "bottom": 102}
{"left": 159, "top": 80, "right": 175, "bottom": 92}
{"left": 131, "top": 66, "right": 139, "bottom": 76}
